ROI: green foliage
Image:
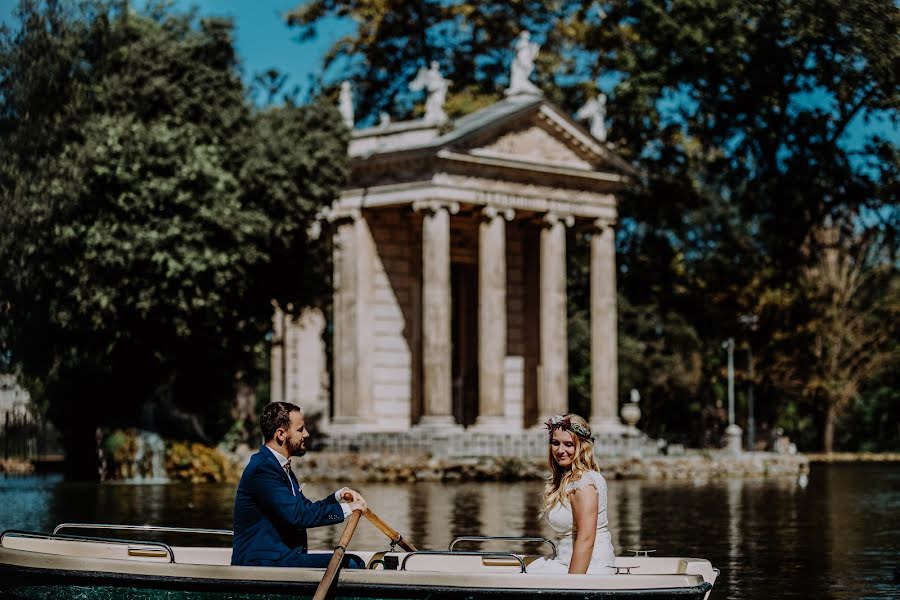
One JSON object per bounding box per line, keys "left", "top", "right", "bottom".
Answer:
{"left": 836, "top": 379, "right": 900, "bottom": 452}
{"left": 166, "top": 440, "right": 238, "bottom": 483}
{"left": 765, "top": 230, "right": 899, "bottom": 451}
{"left": 295, "top": 0, "right": 899, "bottom": 449}
{"left": 0, "top": 1, "right": 348, "bottom": 477}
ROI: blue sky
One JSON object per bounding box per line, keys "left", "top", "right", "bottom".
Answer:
{"left": 0, "top": 0, "right": 351, "bottom": 101}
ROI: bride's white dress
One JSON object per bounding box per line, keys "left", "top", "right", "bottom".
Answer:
{"left": 527, "top": 470, "right": 615, "bottom": 575}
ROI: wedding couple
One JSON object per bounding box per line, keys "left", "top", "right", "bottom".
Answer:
{"left": 232, "top": 402, "right": 614, "bottom": 575}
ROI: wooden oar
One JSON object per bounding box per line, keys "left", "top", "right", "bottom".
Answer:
{"left": 364, "top": 508, "right": 417, "bottom": 552}
{"left": 312, "top": 509, "right": 362, "bottom": 600}
{"left": 340, "top": 492, "right": 417, "bottom": 552}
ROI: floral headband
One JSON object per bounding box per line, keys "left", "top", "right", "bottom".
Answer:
{"left": 545, "top": 415, "right": 593, "bottom": 440}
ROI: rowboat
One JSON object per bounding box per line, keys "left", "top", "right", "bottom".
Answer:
{"left": 0, "top": 522, "right": 718, "bottom": 599}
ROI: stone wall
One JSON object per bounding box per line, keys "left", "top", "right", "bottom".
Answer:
{"left": 292, "top": 450, "right": 809, "bottom": 483}
{"left": 321, "top": 429, "right": 657, "bottom": 459}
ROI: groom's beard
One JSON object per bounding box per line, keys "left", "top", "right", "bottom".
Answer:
{"left": 287, "top": 438, "right": 306, "bottom": 458}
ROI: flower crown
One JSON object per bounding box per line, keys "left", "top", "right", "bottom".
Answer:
{"left": 545, "top": 415, "right": 593, "bottom": 440}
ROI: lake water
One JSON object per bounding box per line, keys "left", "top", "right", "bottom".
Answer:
{"left": 0, "top": 462, "right": 897, "bottom": 599}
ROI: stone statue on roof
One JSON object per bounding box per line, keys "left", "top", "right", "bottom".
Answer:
{"left": 575, "top": 93, "right": 608, "bottom": 142}
{"left": 505, "top": 31, "right": 542, "bottom": 96}
{"left": 339, "top": 81, "right": 354, "bottom": 129}
{"left": 409, "top": 61, "right": 450, "bottom": 124}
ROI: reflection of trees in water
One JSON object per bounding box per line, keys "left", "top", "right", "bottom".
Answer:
{"left": 46, "top": 482, "right": 237, "bottom": 544}
{"left": 451, "top": 485, "right": 483, "bottom": 544}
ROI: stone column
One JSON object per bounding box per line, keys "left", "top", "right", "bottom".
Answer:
{"left": 536, "top": 212, "right": 571, "bottom": 424}
{"left": 270, "top": 302, "right": 285, "bottom": 405}
{"left": 590, "top": 218, "right": 624, "bottom": 434}
{"left": 414, "top": 200, "right": 461, "bottom": 430}
{"left": 472, "top": 206, "right": 514, "bottom": 431}
{"left": 291, "top": 308, "right": 330, "bottom": 427}
{"left": 331, "top": 212, "right": 376, "bottom": 430}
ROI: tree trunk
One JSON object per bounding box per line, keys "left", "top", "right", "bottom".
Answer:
{"left": 823, "top": 403, "right": 837, "bottom": 454}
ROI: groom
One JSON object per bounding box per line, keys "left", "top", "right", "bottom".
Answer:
{"left": 231, "top": 401, "right": 367, "bottom": 567}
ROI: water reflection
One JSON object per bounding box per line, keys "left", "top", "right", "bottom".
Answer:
{"left": 1, "top": 464, "right": 898, "bottom": 600}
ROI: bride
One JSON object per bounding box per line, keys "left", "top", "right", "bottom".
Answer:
{"left": 527, "top": 414, "right": 615, "bottom": 575}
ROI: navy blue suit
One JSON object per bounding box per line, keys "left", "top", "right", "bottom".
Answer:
{"left": 231, "top": 446, "right": 347, "bottom": 567}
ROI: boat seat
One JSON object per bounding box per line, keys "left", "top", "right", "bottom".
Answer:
{"left": 374, "top": 551, "right": 536, "bottom": 573}
{"left": 171, "top": 546, "right": 232, "bottom": 565}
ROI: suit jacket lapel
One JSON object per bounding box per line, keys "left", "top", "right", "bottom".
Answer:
{"left": 260, "top": 445, "right": 294, "bottom": 490}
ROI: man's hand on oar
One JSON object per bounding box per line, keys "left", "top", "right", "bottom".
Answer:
{"left": 337, "top": 487, "right": 367, "bottom": 512}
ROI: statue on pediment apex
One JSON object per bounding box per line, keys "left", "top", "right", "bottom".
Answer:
{"left": 505, "top": 31, "right": 542, "bottom": 96}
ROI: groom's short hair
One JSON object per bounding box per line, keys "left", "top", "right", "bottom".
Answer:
{"left": 261, "top": 402, "right": 301, "bottom": 442}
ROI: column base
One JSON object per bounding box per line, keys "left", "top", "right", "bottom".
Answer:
{"left": 413, "top": 415, "right": 464, "bottom": 433}
{"left": 468, "top": 416, "right": 511, "bottom": 433}
{"left": 591, "top": 417, "right": 627, "bottom": 437}
{"left": 326, "top": 416, "right": 379, "bottom": 434}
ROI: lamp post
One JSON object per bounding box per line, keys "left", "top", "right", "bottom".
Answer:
{"left": 746, "top": 344, "right": 755, "bottom": 451}
{"left": 723, "top": 338, "right": 735, "bottom": 425}
{"left": 738, "top": 314, "right": 759, "bottom": 452}
{"left": 722, "top": 337, "right": 742, "bottom": 454}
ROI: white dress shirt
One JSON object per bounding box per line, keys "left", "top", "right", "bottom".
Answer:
{"left": 266, "top": 446, "right": 352, "bottom": 518}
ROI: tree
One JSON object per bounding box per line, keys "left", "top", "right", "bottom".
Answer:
{"left": 290, "top": 0, "right": 898, "bottom": 447}
{"left": 0, "top": 1, "right": 348, "bottom": 478}
{"left": 766, "top": 226, "right": 899, "bottom": 452}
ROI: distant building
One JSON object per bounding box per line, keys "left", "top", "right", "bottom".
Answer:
{"left": 0, "top": 374, "right": 30, "bottom": 419}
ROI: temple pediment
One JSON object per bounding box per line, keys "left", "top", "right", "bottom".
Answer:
{"left": 348, "top": 96, "right": 632, "bottom": 178}
{"left": 465, "top": 124, "right": 594, "bottom": 170}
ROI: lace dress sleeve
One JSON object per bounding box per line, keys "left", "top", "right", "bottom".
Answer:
{"left": 565, "top": 471, "right": 603, "bottom": 495}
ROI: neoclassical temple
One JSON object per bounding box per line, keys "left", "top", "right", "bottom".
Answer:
{"left": 273, "top": 41, "right": 636, "bottom": 450}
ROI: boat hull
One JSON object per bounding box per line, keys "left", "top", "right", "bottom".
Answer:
{"left": 0, "top": 562, "right": 712, "bottom": 600}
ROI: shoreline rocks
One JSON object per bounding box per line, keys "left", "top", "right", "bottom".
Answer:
{"left": 287, "top": 450, "right": 810, "bottom": 483}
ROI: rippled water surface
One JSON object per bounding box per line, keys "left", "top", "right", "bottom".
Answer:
{"left": 1, "top": 463, "right": 897, "bottom": 599}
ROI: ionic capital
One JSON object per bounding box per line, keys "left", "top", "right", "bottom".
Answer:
{"left": 412, "top": 200, "right": 460, "bottom": 216}
{"left": 543, "top": 211, "right": 575, "bottom": 228}
{"left": 481, "top": 205, "right": 516, "bottom": 222}
{"left": 592, "top": 217, "right": 617, "bottom": 232}
{"left": 307, "top": 207, "right": 361, "bottom": 239}
{"left": 325, "top": 207, "right": 362, "bottom": 225}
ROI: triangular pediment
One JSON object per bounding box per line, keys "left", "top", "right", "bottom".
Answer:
{"left": 348, "top": 96, "right": 633, "bottom": 181}
{"left": 445, "top": 100, "right": 630, "bottom": 174}
{"left": 464, "top": 124, "right": 595, "bottom": 170}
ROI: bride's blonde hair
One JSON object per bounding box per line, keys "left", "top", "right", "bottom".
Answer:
{"left": 540, "top": 414, "right": 599, "bottom": 517}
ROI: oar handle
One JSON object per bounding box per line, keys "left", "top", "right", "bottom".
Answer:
{"left": 312, "top": 510, "right": 362, "bottom": 600}
{"left": 341, "top": 492, "right": 417, "bottom": 552}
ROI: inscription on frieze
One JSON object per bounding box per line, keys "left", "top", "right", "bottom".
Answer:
{"left": 476, "top": 190, "right": 571, "bottom": 216}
